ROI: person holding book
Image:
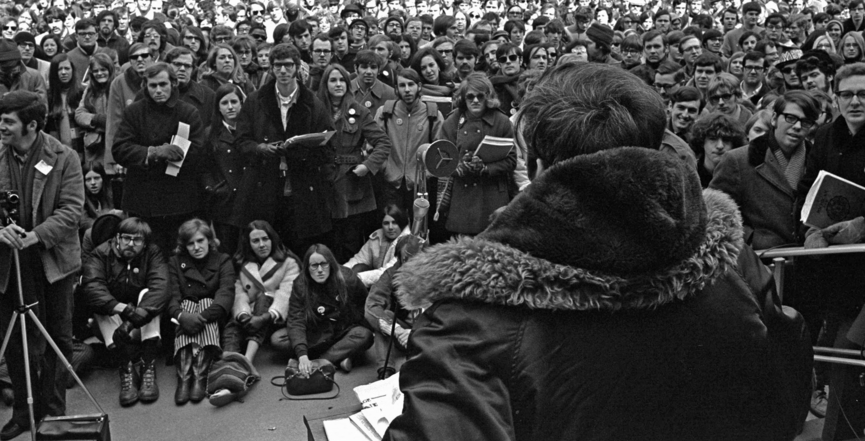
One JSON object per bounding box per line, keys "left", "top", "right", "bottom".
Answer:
{"left": 436, "top": 72, "right": 516, "bottom": 237}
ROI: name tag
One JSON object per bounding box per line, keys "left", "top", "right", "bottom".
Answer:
{"left": 35, "top": 160, "right": 52, "bottom": 175}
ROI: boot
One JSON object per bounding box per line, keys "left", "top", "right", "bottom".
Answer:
{"left": 118, "top": 361, "right": 139, "bottom": 407}
{"left": 138, "top": 360, "right": 159, "bottom": 403}
{"left": 190, "top": 349, "right": 214, "bottom": 403}
{"left": 174, "top": 347, "right": 194, "bottom": 405}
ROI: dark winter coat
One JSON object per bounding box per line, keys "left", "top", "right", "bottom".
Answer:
{"left": 439, "top": 109, "right": 516, "bottom": 234}
{"left": 205, "top": 123, "right": 248, "bottom": 227}
{"left": 234, "top": 79, "right": 334, "bottom": 238}
{"left": 83, "top": 239, "right": 169, "bottom": 321}
{"left": 330, "top": 100, "right": 391, "bottom": 219}
{"left": 385, "top": 147, "right": 812, "bottom": 441}
{"left": 166, "top": 251, "right": 235, "bottom": 323}
{"left": 710, "top": 133, "right": 806, "bottom": 249}
{"left": 112, "top": 87, "right": 205, "bottom": 217}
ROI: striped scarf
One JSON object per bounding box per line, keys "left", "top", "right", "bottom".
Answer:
{"left": 772, "top": 143, "right": 806, "bottom": 190}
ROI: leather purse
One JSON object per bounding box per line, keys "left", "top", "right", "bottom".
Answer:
{"left": 37, "top": 413, "right": 111, "bottom": 441}
{"left": 278, "top": 359, "right": 339, "bottom": 399}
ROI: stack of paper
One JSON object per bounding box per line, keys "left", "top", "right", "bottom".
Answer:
{"left": 321, "top": 375, "right": 404, "bottom": 441}
{"left": 166, "top": 122, "right": 191, "bottom": 177}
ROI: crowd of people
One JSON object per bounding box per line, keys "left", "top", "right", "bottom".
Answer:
{"left": 0, "top": 0, "right": 860, "bottom": 438}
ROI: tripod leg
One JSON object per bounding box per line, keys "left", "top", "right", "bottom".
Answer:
{"left": 0, "top": 311, "right": 20, "bottom": 373}
{"left": 17, "top": 310, "right": 36, "bottom": 441}
{"left": 24, "top": 309, "right": 104, "bottom": 414}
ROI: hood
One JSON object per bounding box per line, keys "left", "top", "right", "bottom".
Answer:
{"left": 395, "top": 148, "right": 744, "bottom": 312}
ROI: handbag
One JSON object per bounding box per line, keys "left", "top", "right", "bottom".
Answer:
{"left": 36, "top": 413, "right": 110, "bottom": 441}
{"left": 273, "top": 358, "right": 339, "bottom": 400}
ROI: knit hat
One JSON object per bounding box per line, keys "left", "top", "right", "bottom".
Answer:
{"left": 586, "top": 23, "right": 614, "bottom": 49}
{"left": 775, "top": 48, "right": 802, "bottom": 69}
{"left": 742, "top": 1, "right": 761, "bottom": 15}
{"left": 12, "top": 32, "right": 35, "bottom": 47}
{"left": 0, "top": 39, "right": 21, "bottom": 62}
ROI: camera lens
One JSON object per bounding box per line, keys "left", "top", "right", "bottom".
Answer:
{"left": 6, "top": 192, "right": 18, "bottom": 205}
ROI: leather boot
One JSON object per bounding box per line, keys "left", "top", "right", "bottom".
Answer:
{"left": 174, "top": 347, "right": 194, "bottom": 405}
{"left": 138, "top": 360, "right": 159, "bottom": 403}
{"left": 189, "top": 349, "right": 213, "bottom": 403}
{"left": 118, "top": 361, "right": 139, "bottom": 407}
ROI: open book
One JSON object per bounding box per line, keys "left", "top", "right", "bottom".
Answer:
{"left": 284, "top": 130, "right": 336, "bottom": 149}
{"left": 801, "top": 170, "right": 865, "bottom": 229}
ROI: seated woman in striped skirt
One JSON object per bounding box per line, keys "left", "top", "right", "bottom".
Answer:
{"left": 166, "top": 219, "right": 236, "bottom": 406}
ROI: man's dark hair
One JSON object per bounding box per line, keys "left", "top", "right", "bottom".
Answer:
{"left": 288, "top": 18, "right": 311, "bottom": 38}
{"left": 235, "top": 19, "right": 252, "bottom": 30}
{"left": 44, "top": 7, "right": 67, "bottom": 22}
{"left": 354, "top": 49, "right": 381, "bottom": 68}
{"left": 433, "top": 15, "right": 456, "bottom": 37}
{"left": 850, "top": 0, "right": 863, "bottom": 10}
{"left": 327, "top": 26, "right": 348, "bottom": 40}
{"left": 766, "top": 12, "right": 787, "bottom": 26}
{"left": 518, "top": 63, "right": 666, "bottom": 166}
{"left": 397, "top": 67, "right": 422, "bottom": 85}
{"left": 754, "top": 39, "right": 777, "bottom": 55}
{"left": 701, "top": 29, "right": 722, "bottom": 46}
{"left": 454, "top": 38, "right": 479, "bottom": 58}
{"left": 742, "top": 50, "right": 765, "bottom": 65}
{"left": 722, "top": 6, "right": 738, "bottom": 19}
{"left": 795, "top": 53, "right": 836, "bottom": 78}
{"left": 689, "top": 113, "right": 745, "bottom": 155}
{"left": 165, "top": 45, "right": 194, "bottom": 62}
{"left": 269, "top": 42, "right": 300, "bottom": 66}
{"left": 694, "top": 52, "right": 722, "bottom": 71}
{"left": 653, "top": 8, "right": 671, "bottom": 21}
{"left": 143, "top": 62, "right": 177, "bottom": 85}
{"left": 0, "top": 91, "right": 46, "bottom": 133}
{"left": 772, "top": 90, "right": 820, "bottom": 122}
{"left": 117, "top": 217, "right": 153, "bottom": 245}
{"left": 95, "top": 10, "right": 118, "bottom": 29}
{"left": 642, "top": 30, "right": 666, "bottom": 45}
{"left": 670, "top": 85, "right": 703, "bottom": 109}
{"left": 622, "top": 34, "right": 643, "bottom": 52}
{"left": 313, "top": 33, "right": 332, "bottom": 47}
{"left": 75, "top": 18, "right": 97, "bottom": 32}
{"left": 835, "top": 62, "right": 865, "bottom": 90}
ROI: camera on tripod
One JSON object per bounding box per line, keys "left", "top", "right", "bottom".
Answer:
{"left": 0, "top": 190, "right": 20, "bottom": 226}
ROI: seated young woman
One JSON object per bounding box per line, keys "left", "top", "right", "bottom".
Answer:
{"left": 343, "top": 204, "right": 411, "bottom": 287}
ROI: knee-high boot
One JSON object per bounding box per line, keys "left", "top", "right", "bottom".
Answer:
{"left": 189, "top": 349, "right": 214, "bottom": 403}
{"left": 174, "top": 347, "right": 194, "bottom": 405}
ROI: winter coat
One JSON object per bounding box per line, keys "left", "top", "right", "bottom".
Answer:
{"left": 233, "top": 256, "right": 301, "bottom": 323}
{"left": 0, "top": 65, "right": 47, "bottom": 105}
{"left": 97, "top": 31, "right": 131, "bottom": 65}
{"left": 286, "top": 267, "right": 369, "bottom": 358}
{"left": 343, "top": 226, "right": 410, "bottom": 287}
{"left": 75, "top": 85, "right": 110, "bottom": 166}
{"left": 205, "top": 123, "right": 248, "bottom": 227}
{"left": 234, "top": 79, "right": 334, "bottom": 238}
{"left": 105, "top": 68, "right": 144, "bottom": 173}
{"left": 167, "top": 251, "right": 235, "bottom": 323}
{"left": 330, "top": 100, "right": 392, "bottom": 219}
{"left": 385, "top": 147, "right": 812, "bottom": 441}
{"left": 66, "top": 45, "right": 96, "bottom": 87}
{"left": 349, "top": 78, "right": 397, "bottom": 118}
{"left": 83, "top": 239, "right": 169, "bottom": 320}
{"left": 112, "top": 87, "right": 205, "bottom": 217}
{"left": 0, "top": 132, "right": 84, "bottom": 286}
{"left": 710, "top": 133, "right": 806, "bottom": 249}
{"left": 374, "top": 99, "right": 444, "bottom": 188}
{"left": 439, "top": 109, "right": 516, "bottom": 234}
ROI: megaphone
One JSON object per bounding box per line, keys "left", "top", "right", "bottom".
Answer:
{"left": 417, "top": 140, "right": 459, "bottom": 177}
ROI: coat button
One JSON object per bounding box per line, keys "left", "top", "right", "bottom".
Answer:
{"left": 228, "top": 169, "right": 233, "bottom": 173}
{"left": 227, "top": 149, "right": 231, "bottom": 153}
{"left": 309, "top": 186, "right": 314, "bottom": 191}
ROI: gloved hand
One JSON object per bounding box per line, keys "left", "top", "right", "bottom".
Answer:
{"left": 147, "top": 144, "right": 184, "bottom": 162}
{"left": 120, "top": 305, "right": 150, "bottom": 328}
{"left": 178, "top": 312, "right": 206, "bottom": 335}
{"left": 467, "top": 155, "right": 485, "bottom": 175}
{"left": 244, "top": 314, "right": 270, "bottom": 333}
{"left": 804, "top": 227, "right": 829, "bottom": 249}
{"left": 113, "top": 321, "right": 135, "bottom": 345}
{"left": 257, "top": 142, "right": 281, "bottom": 157}
{"left": 823, "top": 216, "right": 865, "bottom": 245}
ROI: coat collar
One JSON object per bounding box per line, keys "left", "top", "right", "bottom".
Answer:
{"left": 29, "top": 132, "right": 61, "bottom": 220}
{"left": 177, "top": 252, "right": 221, "bottom": 284}
{"left": 259, "top": 78, "right": 314, "bottom": 133}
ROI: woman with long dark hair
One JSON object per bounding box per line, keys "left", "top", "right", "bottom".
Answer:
{"left": 223, "top": 220, "right": 301, "bottom": 367}
{"left": 317, "top": 64, "right": 392, "bottom": 262}
{"left": 46, "top": 53, "right": 83, "bottom": 152}
{"left": 279, "top": 244, "right": 372, "bottom": 373}
{"left": 167, "top": 219, "right": 235, "bottom": 405}
{"left": 410, "top": 46, "right": 455, "bottom": 97}
{"left": 38, "top": 33, "right": 63, "bottom": 61}
{"left": 79, "top": 161, "right": 117, "bottom": 233}
{"left": 75, "top": 52, "right": 115, "bottom": 166}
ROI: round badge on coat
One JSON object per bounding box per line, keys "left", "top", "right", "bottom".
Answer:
{"left": 383, "top": 71, "right": 389, "bottom": 76}
{"left": 348, "top": 108, "right": 356, "bottom": 115}
{"left": 348, "top": 117, "right": 356, "bottom": 124}
{"left": 133, "top": 268, "right": 140, "bottom": 274}
{"left": 417, "top": 123, "right": 425, "bottom": 131}
{"left": 396, "top": 118, "right": 403, "bottom": 125}
{"left": 364, "top": 101, "right": 372, "bottom": 108}
{"left": 317, "top": 306, "right": 325, "bottom": 315}
{"left": 510, "top": 108, "right": 517, "bottom": 115}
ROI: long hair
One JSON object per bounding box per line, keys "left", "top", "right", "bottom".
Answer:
{"left": 410, "top": 46, "right": 448, "bottom": 85}
{"left": 81, "top": 161, "right": 113, "bottom": 212}
{"left": 316, "top": 64, "right": 356, "bottom": 118}
{"left": 174, "top": 218, "right": 220, "bottom": 256}
{"left": 82, "top": 53, "right": 115, "bottom": 106}
{"left": 208, "top": 83, "right": 245, "bottom": 148}
{"left": 37, "top": 33, "right": 63, "bottom": 61}
{"left": 47, "top": 53, "right": 81, "bottom": 122}
{"left": 298, "top": 244, "right": 347, "bottom": 324}
{"left": 207, "top": 43, "right": 248, "bottom": 85}
{"left": 233, "top": 220, "right": 295, "bottom": 268}
{"left": 455, "top": 72, "right": 500, "bottom": 112}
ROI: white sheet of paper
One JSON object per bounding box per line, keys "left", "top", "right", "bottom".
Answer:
{"left": 166, "top": 122, "right": 191, "bottom": 177}
{"left": 35, "top": 160, "right": 52, "bottom": 175}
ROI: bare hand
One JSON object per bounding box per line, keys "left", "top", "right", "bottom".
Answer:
{"left": 378, "top": 318, "right": 393, "bottom": 336}
{"left": 0, "top": 224, "right": 27, "bottom": 250}
{"left": 298, "top": 355, "right": 313, "bottom": 376}
{"left": 352, "top": 164, "right": 370, "bottom": 177}
{"left": 258, "top": 142, "right": 281, "bottom": 157}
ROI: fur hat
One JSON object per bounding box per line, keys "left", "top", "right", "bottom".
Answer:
{"left": 0, "top": 38, "right": 21, "bottom": 63}
{"left": 775, "top": 48, "right": 802, "bottom": 69}
{"left": 586, "top": 23, "right": 614, "bottom": 49}
{"left": 480, "top": 147, "right": 707, "bottom": 276}
{"left": 742, "top": 1, "right": 761, "bottom": 15}
{"left": 12, "top": 32, "right": 35, "bottom": 47}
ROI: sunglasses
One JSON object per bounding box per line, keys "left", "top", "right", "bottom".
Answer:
{"left": 497, "top": 54, "right": 519, "bottom": 63}
{"left": 251, "top": 9, "right": 264, "bottom": 15}
{"left": 129, "top": 52, "right": 150, "bottom": 60}
{"left": 709, "top": 93, "right": 733, "bottom": 103}
{"left": 465, "top": 92, "right": 485, "bottom": 101}
{"left": 3, "top": 26, "right": 16, "bottom": 31}
{"left": 251, "top": 33, "right": 266, "bottom": 41}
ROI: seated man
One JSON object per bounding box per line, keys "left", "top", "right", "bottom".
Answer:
{"left": 83, "top": 217, "right": 168, "bottom": 407}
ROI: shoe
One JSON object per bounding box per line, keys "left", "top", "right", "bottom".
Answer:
{"left": 189, "top": 350, "right": 214, "bottom": 403}
{"left": 810, "top": 388, "right": 828, "bottom": 418}
{"left": 339, "top": 358, "right": 353, "bottom": 373}
{"left": 174, "top": 348, "right": 193, "bottom": 405}
{"left": 0, "top": 420, "right": 28, "bottom": 440}
{"left": 139, "top": 360, "right": 159, "bottom": 403}
{"left": 119, "top": 361, "right": 139, "bottom": 407}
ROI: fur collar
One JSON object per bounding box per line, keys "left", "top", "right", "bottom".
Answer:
{"left": 396, "top": 188, "right": 742, "bottom": 312}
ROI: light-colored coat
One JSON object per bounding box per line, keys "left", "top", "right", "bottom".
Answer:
{"left": 233, "top": 257, "right": 300, "bottom": 323}
{"left": 344, "top": 226, "right": 411, "bottom": 287}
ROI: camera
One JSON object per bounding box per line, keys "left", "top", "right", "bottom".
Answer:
{"left": 0, "top": 190, "right": 20, "bottom": 226}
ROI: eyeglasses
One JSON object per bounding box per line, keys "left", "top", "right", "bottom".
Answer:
{"left": 497, "top": 54, "right": 519, "bottom": 63}
{"left": 251, "top": 9, "right": 264, "bottom": 14}
{"left": 465, "top": 92, "right": 486, "bottom": 101}
{"left": 744, "top": 65, "right": 764, "bottom": 72}
{"left": 655, "top": 83, "right": 678, "bottom": 92}
{"left": 129, "top": 52, "right": 151, "bottom": 60}
{"left": 273, "top": 61, "right": 296, "bottom": 70}
{"left": 312, "top": 49, "right": 332, "bottom": 54}
{"left": 438, "top": 49, "right": 453, "bottom": 54}
{"left": 78, "top": 31, "right": 96, "bottom": 37}
{"left": 214, "top": 36, "right": 231, "bottom": 43}
{"left": 171, "top": 61, "right": 193, "bottom": 70}
{"left": 309, "top": 262, "right": 329, "bottom": 270}
{"left": 143, "top": 32, "right": 160, "bottom": 40}
{"left": 118, "top": 234, "right": 144, "bottom": 245}
{"left": 709, "top": 93, "right": 733, "bottom": 104}
{"left": 837, "top": 90, "right": 865, "bottom": 101}
{"left": 779, "top": 112, "right": 816, "bottom": 129}
{"left": 682, "top": 45, "right": 701, "bottom": 53}
{"left": 3, "top": 26, "right": 17, "bottom": 31}
{"left": 623, "top": 49, "right": 641, "bottom": 56}
{"left": 780, "top": 66, "right": 795, "bottom": 74}
{"left": 251, "top": 33, "right": 266, "bottom": 41}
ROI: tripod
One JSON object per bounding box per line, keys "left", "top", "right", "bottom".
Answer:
{"left": 0, "top": 235, "right": 105, "bottom": 440}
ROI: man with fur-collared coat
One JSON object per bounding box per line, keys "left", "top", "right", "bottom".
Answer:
{"left": 384, "top": 63, "right": 812, "bottom": 441}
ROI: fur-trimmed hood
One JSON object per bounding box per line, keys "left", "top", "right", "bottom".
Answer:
{"left": 395, "top": 148, "right": 745, "bottom": 312}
